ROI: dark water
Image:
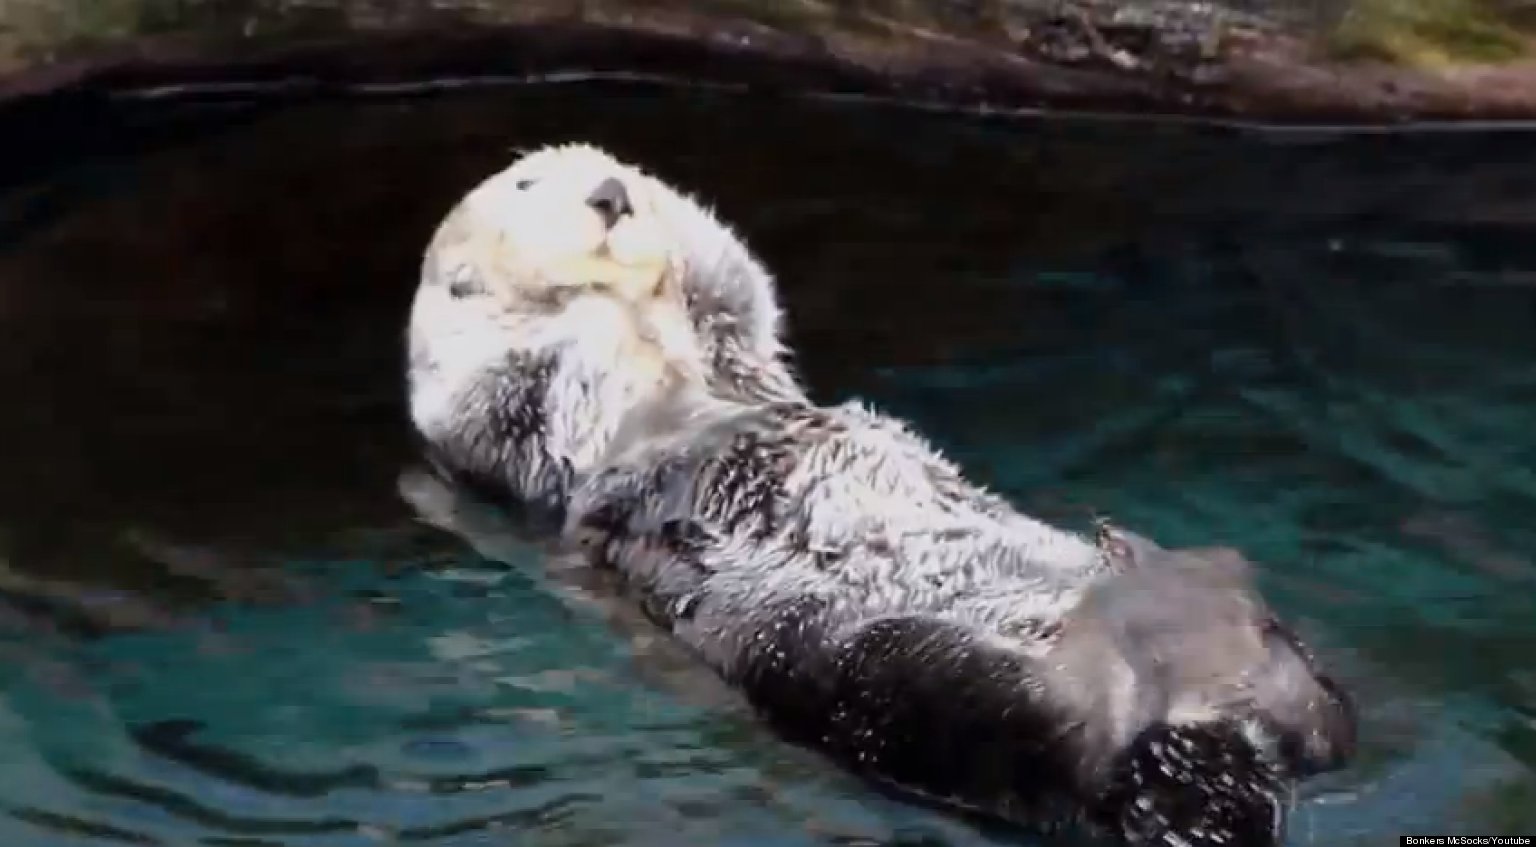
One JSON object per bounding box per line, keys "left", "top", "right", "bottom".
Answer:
{"left": 2, "top": 83, "right": 1535, "bottom": 846}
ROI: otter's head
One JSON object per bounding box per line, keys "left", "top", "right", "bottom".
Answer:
{"left": 410, "top": 145, "right": 706, "bottom": 507}
{"left": 409, "top": 144, "right": 799, "bottom": 509}
{"left": 430, "top": 145, "right": 680, "bottom": 313}
{"left": 424, "top": 143, "right": 799, "bottom": 400}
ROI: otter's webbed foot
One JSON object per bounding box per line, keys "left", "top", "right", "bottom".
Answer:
{"left": 1094, "top": 721, "right": 1287, "bottom": 847}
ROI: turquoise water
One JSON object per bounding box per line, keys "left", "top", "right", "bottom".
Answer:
{"left": 1, "top": 84, "right": 1534, "bottom": 844}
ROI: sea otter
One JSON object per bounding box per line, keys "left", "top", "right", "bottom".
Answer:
{"left": 404, "top": 144, "right": 1356, "bottom": 846}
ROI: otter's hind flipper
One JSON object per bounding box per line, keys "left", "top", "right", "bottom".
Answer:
{"left": 1093, "top": 720, "right": 1286, "bottom": 847}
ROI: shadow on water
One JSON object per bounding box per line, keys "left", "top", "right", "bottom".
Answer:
{"left": 1, "top": 82, "right": 1535, "bottom": 844}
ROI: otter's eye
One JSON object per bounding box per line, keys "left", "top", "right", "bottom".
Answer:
{"left": 514, "top": 179, "right": 536, "bottom": 191}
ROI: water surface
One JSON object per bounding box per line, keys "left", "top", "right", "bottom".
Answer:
{"left": 1, "top": 84, "right": 1534, "bottom": 845}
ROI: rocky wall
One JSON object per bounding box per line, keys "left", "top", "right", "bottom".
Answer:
{"left": 2, "top": 0, "right": 1536, "bottom": 122}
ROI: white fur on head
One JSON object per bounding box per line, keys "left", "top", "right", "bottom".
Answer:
{"left": 451, "top": 145, "right": 665, "bottom": 302}
{"left": 492, "top": 143, "right": 792, "bottom": 376}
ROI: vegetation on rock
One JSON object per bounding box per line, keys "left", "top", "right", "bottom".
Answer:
{"left": 4, "top": 0, "right": 1536, "bottom": 118}
{"left": 1327, "top": 0, "right": 1530, "bottom": 65}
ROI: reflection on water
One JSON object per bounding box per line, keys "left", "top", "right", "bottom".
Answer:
{"left": 1, "top": 83, "right": 1534, "bottom": 844}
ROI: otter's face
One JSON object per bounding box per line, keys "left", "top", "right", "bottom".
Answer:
{"left": 446, "top": 145, "right": 677, "bottom": 308}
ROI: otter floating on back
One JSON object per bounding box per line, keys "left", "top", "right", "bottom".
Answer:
{"left": 404, "top": 144, "right": 1356, "bottom": 846}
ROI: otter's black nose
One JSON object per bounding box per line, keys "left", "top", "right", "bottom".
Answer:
{"left": 586, "top": 178, "right": 633, "bottom": 229}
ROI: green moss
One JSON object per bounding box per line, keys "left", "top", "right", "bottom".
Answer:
{"left": 1329, "top": 0, "right": 1531, "bottom": 66}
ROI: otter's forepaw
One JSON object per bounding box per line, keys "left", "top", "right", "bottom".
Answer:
{"left": 1095, "top": 721, "right": 1287, "bottom": 847}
